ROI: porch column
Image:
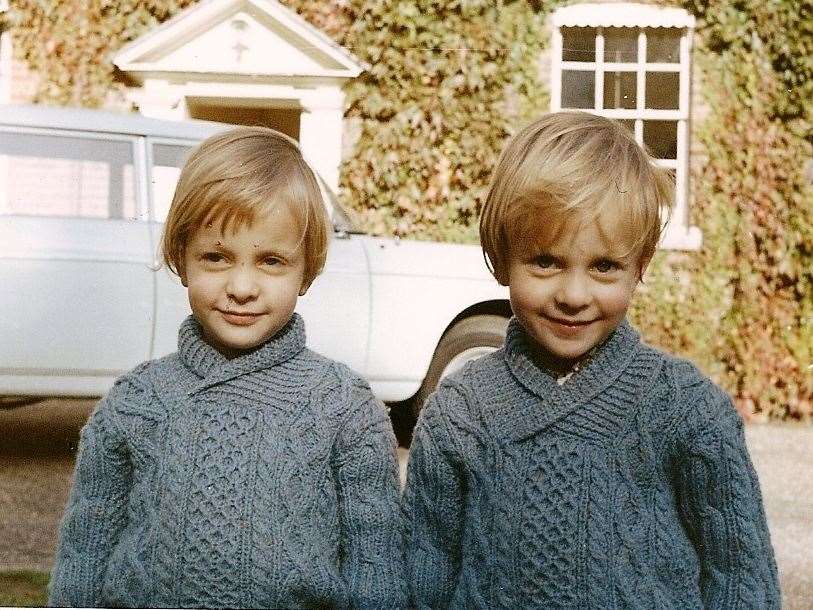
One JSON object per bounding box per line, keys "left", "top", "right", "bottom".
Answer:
{"left": 299, "top": 89, "right": 345, "bottom": 191}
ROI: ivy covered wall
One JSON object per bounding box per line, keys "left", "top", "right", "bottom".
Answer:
{"left": 4, "top": 0, "right": 811, "bottom": 419}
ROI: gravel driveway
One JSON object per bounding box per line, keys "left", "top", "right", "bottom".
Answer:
{"left": 1, "top": 398, "right": 810, "bottom": 608}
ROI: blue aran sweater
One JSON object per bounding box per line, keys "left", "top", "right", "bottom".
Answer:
{"left": 404, "top": 318, "right": 780, "bottom": 609}
{"left": 49, "top": 314, "right": 407, "bottom": 609}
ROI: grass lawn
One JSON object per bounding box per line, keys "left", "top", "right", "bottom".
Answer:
{"left": 0, "top": 570, "right": 49, "bottom": 607}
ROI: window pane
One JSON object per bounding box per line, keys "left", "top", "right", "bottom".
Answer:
{"left": 561, "top": 70, "right": 595, "bottom": 109}
{"left": 604, "top": 28, "right": 638, "bottom": 63}
{"left": 645, "top": 28, "right": 680, "bottom": 63}
{"left": 645, "top": 72, "right": 680, "bottom": 109}
{"left": 0, "top": 132, "right": 135, "bottom": 218}
{"left": 562, "top": 28, "right": 596, "bottom": 62}
{"left": 603, "top": 72, "right": 637, "bottom": 109}
{"left": 151, "top": 143, "right": 194, "bottom": 222}
{"left": 643, "top": 120, "right": 677, "bottom": 159}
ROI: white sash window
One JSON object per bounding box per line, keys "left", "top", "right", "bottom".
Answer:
{"left": 551, "top": 3, "right": 701, "bottom": 249}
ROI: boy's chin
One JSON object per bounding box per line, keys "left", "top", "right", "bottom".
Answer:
{"left": 524, "top": 329, "right": 607, "bottom": 374}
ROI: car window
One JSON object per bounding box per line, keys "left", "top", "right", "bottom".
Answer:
{"left": 0, "top": 130, "right": 137, "bottom": 219}
{"left": 151, "top": 142, "right": 193, "bottom": 222}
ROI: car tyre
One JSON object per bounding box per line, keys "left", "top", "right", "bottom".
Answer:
{"left": 412, "top": 314, "right": 509, "bottom": 417}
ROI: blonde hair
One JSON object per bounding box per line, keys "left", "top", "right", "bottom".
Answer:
{"left": 161, "top": 126, "right": 330, "bottom": 290}
{"left": 480, "top": 111, "right": 674, "bottom": 285}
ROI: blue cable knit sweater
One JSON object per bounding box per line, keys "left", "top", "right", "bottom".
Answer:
{"left": 404, "top": 318, "right": 780, "bottom": 609}
{"left": 49, "top": 314, "right": 407, "bottom": 609}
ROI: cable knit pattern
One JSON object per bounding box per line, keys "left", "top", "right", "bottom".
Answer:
{"left": 49, "top": 314, "right": 407, "bottom": 609}
{"left": 404, "top": 317, "right": 780, "bottom": 609}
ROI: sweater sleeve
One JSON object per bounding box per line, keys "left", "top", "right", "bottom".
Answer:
{"left": 403, "top": 388, "right": 466, "bottom": 610}
{"left": 48, "top": 390, "right": 133, "bottom": 607}
{"left": 674, "top": 386, "right": 781, "bottom": 609}
{"left": 333, "top": 380, "right": 408, "bottom": 610}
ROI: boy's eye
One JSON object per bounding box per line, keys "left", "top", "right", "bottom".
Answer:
{"left": 594, "top": 259, "right": 620, "bottom": 273}
{"left": 263, "top": 256, "right": 284, "bottom": 267}
{"left": 533, "top": 254, "right": 556, "bottom": 269}
{"left": 202, "top": 252, "right": 226, "bottom": 263}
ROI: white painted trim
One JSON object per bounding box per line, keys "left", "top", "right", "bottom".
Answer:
{"left": 114, "top": 0, "right": 364, "bottom": 79}
{"left": 553, "top": 3, "right": 695, "bottom": 28}
{"left": 636, "top": 29, "right": 646, "bottom": 115}
{"left": 679, "top": 29, "right": 692, "bottom": 118}
{"left": 561, "top": 61, "right": 681, "bottom": 72}
{"left": 660, "top": 223, "right": 702, "bottom": 249}
{"left": 117, "top": 64, "right": 357, "bottom": 80}
{"left": 595, "top": 28, "right": 605, "bottom": 110}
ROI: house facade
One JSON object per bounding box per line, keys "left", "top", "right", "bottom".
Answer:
{"left": 2, "top": 0, "right": 810, "bottom": 418}
{"left": 0, "top": 0, "right": 706, "bottom": 248}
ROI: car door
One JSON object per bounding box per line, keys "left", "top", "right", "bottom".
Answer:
{"left": 147, "top": 140, "right": 370, "bottom": 374}
{"left": 0, "top": 127, "right": 153, "bottom": 395}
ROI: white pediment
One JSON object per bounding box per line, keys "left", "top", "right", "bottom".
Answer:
{"left": 114, "top": 0, "right": 364, "bottom": 80}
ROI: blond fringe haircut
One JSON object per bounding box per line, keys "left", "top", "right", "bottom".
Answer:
{"left": 161, "top": 126, "right": 331, "bottom": 291}
{"left": 480, "top": 111, "right": 674, "bottom": 285}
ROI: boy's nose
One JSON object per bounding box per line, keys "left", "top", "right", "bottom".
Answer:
{"left": 554, "top": 273, "right": 591, "bottom": 311}
{"left": 225, "top": 266, "right": 260, "bottom": 302}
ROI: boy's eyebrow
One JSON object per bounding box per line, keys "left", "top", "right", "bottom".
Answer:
{"left": 523, "top": 243, "right": 632, "bottom": 262}
{"left": 254, "top": 247, "right": 298, "bottom": 259}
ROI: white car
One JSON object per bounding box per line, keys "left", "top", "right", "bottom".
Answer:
{"left": 0, "top": 104, "right": 510, "bottom": 412}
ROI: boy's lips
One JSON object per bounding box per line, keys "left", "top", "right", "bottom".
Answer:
{"left": 218, "top": 309, "right": 265, "bottom": 325}
{"left": 542, "top": 314, "right": 596, "bottom": 329}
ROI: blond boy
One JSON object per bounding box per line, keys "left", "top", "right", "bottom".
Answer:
{"left": 404, "top": 112, "right": 779, "bottom": 609}
{"left": 49, "top": 127, "right": 406, "bottom": 609}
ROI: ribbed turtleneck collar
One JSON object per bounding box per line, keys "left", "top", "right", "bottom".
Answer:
{"left": 504, "top": 317, "right": 640, "bottom": 401}
{"left": 494, "top": 317, "right": 651, "bottom": 441}
{"left": 178, "top": 313, "right": 306, "bottom": 384}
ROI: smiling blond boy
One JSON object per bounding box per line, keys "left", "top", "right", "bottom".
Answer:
{"left": 49, "top": 127, "right": 406, "bottom": 609}
{"left": 404, "top": 112, "right": 779, "bottom": 609}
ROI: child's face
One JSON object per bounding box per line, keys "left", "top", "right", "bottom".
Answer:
{"left": 181, "top": 204, "right": 306, "bottom": 358}
{"left": 508, "top": 212, "right": 646, "bottom": 370}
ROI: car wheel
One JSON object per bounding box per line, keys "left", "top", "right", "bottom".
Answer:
{"left": 412, "top": 314, "right": 509, "bottom": 417}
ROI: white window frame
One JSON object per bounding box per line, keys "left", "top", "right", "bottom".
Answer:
{"left": 550, "top": 3, "right": 701, "bottom": 250}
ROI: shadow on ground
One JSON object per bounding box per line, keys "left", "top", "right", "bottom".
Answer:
{"left": 0, "top": 398, "right": 93, "bottom": 456}
{"left": 1, "top": 399, "right": 810, "bottom": 609}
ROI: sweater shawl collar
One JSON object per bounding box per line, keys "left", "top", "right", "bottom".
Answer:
{"left": 177, "top": 313, "right": 306, "bottom": 389}
{"left": 497, "top": 317, "right": 655, "bottom": 441}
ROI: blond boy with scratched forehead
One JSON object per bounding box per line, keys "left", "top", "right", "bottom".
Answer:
{"left": 49, "top": 127, "right": 407, "bottom": 609}
{"left": 404, "top": 111, "right": 779, "bottom": 609}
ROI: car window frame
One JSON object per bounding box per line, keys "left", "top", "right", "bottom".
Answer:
{"left": 0, "top": 125, "right": 147, "bottom": 222}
